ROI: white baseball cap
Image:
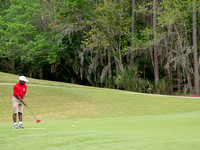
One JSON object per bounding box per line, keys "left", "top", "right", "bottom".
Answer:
{"left": 19, "top": 76, "right": 28, "bottom": 82}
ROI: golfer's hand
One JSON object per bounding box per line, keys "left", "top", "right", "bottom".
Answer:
{"left": 22, "top": 100, "right": 26, "bottom": 106}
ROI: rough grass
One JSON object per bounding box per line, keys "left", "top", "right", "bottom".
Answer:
{"left": 1, "top": 72, "right": 200, "bottom": 150}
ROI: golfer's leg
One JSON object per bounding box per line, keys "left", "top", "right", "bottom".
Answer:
{"left": 13, "top": 113, "right": 17, "bottom": 122}
{"left": 18, "top": 103, "right": 24, "bottom": 128}
{"left": 18, "top": 103, "right": 23, "bottom": 122}
{"left": 12, "top": 97, "right": 18, "bottom": 123}
{"left": 18, "top": 112, "right": 22, "bottom": 122}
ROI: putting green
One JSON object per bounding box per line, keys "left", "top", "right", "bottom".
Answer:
{"left": 1, "top": 113, "right": 200, "bottom": 150}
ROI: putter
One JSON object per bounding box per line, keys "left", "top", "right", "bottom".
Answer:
{"left": 25, "top": 105, "right": 41, "bottom": 123}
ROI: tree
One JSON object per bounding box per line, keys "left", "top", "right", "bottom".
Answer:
{"left": 192, "top": 0, "right": 199, "bottom": 95}
{"left": 130, "top": 0, "right": 135, "bottom": 67}
{"left": 153, "top": 0, "right": 159, "bottom": 85}
{"left": 1, "top": 0, "right": 200, "bottom": 95}
{"left": 0, "top": 1, "right": 51, "bottom": 76}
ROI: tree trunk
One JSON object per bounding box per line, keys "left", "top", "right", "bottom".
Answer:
{"left": 187, "top": 72, "right": 193, "bottom": 94}
{"left": 1, "top": 0, "right": 6, "bottom": 4}
{"left": 168, "top": 65, "right": 174, "bottom": 95}
{"left": 51, "top": 64, "right": 57, "bottom": 73}
{"left": 177, "top": 64, "right": 181, "bottom": 94}
{"left": 192, "top": 0, "right": 199, "bottom": 95}
{"left": 153, "top": 0, "right": 159, "bottom": 84}
{"left": 108, "top": 49, "right": 112, "bottom": 78}
{"left": 130, "top": 0, "right": 135, "bottom": 67}
{"left": 118, "top": 0, "right": 123, "bottom": 65}
{"left": 61, "top": 64, "right": 79, "bottom": 84}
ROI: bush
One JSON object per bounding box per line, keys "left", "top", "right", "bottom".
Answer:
{"left": 114, "top": 65, "right": 152, "bottom": 93}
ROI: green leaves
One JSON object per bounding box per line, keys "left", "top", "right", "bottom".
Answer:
{"left": 0, "top": 0, "right": 200, "bottom": 93}
{"left": 0, "top": 0, "right": 51, "bottom": 73}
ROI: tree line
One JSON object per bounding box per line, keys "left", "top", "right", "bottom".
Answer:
{"left": 0, "top": 0, "right": 200, "bottom": 95}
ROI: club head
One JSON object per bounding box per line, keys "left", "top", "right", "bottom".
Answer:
{"left": 36, "top": 119, "right": 41, "bottom": 123}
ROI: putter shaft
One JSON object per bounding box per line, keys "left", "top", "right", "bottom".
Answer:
{"left": 25, "top": 105, "right": 38, "bottom": 120}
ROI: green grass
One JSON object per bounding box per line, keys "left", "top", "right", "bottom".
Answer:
{"left": 1, "top": 72, "right": 200, "bottom": 149}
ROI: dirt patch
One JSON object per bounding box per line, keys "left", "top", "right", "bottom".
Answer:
{"left": 178, "top": 95, "right": 200, "bottom": 98}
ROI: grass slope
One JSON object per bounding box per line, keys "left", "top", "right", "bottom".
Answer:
{"left": 0, "top": 72, "right": 200, "bottom": 150}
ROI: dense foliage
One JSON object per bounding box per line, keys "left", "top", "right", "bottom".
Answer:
{"left": 0, "top": 0, "right": 200, "bottom": 95}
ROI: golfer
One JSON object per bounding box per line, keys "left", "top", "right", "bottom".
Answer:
{"left": 12, "top": 76, "right": 28, "bottom": 129}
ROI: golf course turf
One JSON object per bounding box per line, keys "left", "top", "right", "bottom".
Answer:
{"left": 0, "top": 72, "right": 200, "bottom": 149}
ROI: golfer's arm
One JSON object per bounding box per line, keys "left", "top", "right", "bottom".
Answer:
{"left": 17, "top": 95, "right": 26, "bottom": 105}
{"left": 23, "top": 94, "right": 26, "bottom": 100}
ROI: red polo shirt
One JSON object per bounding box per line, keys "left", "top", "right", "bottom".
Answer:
{"left": 13, "top": 82, "right": 27, "bottom": 99}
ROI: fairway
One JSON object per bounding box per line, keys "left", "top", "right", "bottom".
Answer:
{"left": 1, "top": 72, "right": 200, "bottom": 150}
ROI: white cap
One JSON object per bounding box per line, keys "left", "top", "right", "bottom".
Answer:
{"left": 19, "top": 76, "right": 28, "bottom": 82}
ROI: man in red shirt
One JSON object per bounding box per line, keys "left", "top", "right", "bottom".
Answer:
{"left": 13, "top": 76, "right": 28, "bottom": 129}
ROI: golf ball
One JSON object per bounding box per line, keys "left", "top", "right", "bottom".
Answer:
{"left": 72, "top": 125, "right": 75, "bottom": 128}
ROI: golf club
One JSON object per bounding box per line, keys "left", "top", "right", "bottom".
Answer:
{"left": 25, "top": 105, "right": 41, "bottom": 123}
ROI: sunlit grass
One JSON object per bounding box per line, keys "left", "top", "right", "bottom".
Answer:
{"left": 1, "top": 72, "right": 200, "bottom": 150}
